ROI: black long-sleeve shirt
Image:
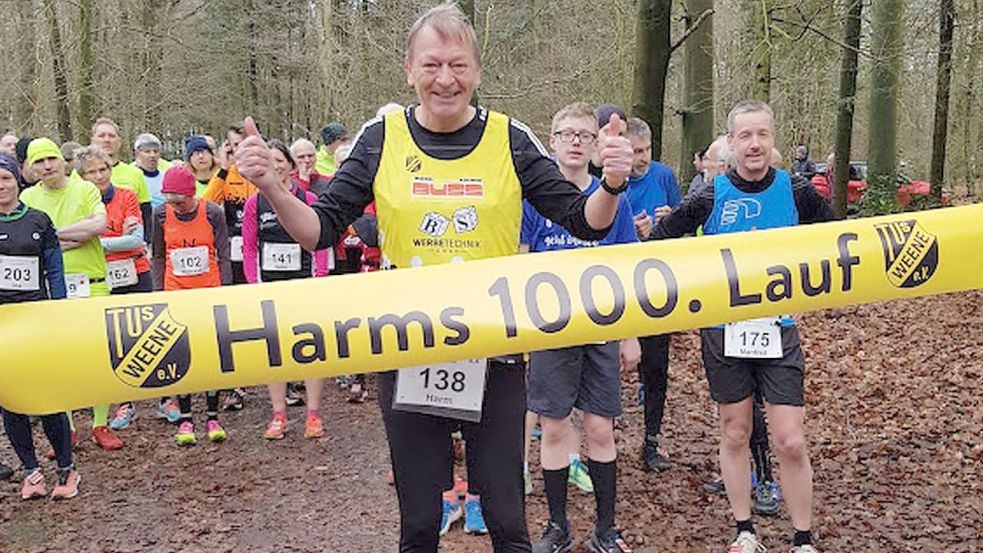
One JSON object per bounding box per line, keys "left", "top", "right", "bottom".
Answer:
{"left": 650, "top": 168, "right": 835, "bottom": 240}
{"left": 311, "top": 106, "right": 609, "bottom": 251}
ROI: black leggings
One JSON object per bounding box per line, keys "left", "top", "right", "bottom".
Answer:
{"left": 378, "top": 361, "right": 531, "bottom": 553}
{"left": 2, "top": 409, "right": 73, "bottom": 471}
{"left": 638, "top": 333, "right": 672, "bottom": 437}
{"left": 177, "top": 392, "right": 220, "bottom": 419}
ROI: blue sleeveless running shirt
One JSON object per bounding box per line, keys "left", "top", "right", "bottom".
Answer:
{"left": 703, "top": 169, "right": 798, "bottom": 327}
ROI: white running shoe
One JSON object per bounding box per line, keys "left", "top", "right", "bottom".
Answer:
{"left": 728, "top": 532, "right": 766, "bottom": 553}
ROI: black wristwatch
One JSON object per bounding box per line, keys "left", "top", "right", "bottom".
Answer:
{"left": 600, "top": 178, "right": 628, "bottom": 195}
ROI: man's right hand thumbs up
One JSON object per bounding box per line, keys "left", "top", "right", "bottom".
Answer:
{"left": 235, "top": 116, "right": 278, "bottom": 193}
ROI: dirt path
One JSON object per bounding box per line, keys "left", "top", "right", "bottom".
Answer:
{"left": 2, "top": 292, "right": 981, "bottom": 552}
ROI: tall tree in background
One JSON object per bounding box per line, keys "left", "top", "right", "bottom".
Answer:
{"left": 748, "top": 0, "right": 773, "bottom": 102}
{"left": 930, "top": 0, "right": 956, "bottom": 199}
{"left": 866, "top": 0, "right": 904, "bottom": 212}
{"left": 14, "top": 0, "right": 39, "bottom": 132}
{"left": 832, "top": 0, "right": 863, "bottom": 219}
{"left": 680, "top": 0, "right": 714, "bottom": 184}
{"left": 632, "top": 0, "right": 672, "bottom": 161}
{"left": 78, "top": 0, "right": 95, "bottom": 136}
{"left": 42, "top": 0, "right": 72, "bottom": 140}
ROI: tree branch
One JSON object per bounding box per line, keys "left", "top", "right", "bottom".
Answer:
{"left": 771, "top": 15, "right": 873, "bottom": 59}
{"left": 670, "top": 8, "right": 714, "bottom": 54}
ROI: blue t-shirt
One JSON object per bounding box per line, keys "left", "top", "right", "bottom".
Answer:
{"left": 626, "top": 161, "right": 681, "bottom": 217}
{"left": 521, "top": 177, "right": 638, "bottom": 252}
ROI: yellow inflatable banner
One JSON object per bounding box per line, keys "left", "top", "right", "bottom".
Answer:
{"left": 2, "top": 205, "right": 981, "bottom": 414}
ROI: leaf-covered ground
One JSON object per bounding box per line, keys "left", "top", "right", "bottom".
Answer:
{"left": 1, "top": 291, "right": 980, "bottom": 552}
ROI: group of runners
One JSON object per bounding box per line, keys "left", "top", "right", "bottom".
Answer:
{"left": 0, "top": 2, "right": 837, "bottom": 552}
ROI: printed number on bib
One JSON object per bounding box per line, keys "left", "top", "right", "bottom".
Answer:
{"left": 724, "top": 318, "right": 782, "bottom": 359}
{"left": 262, "top": 243, "right": 302, "bottom": 272}
{"left": 230, "top": 236, "right": 244, "bottom": 262}
{"left": 65, "top": 273, "right": 91, "bottom": 299}
{"left": 106, "top": 259, "right": 138, "bottom": 289}
{"left": 394, "top": 359, "right": 487, "bottom": 422}
{"left": 170, "top": 246, "right": 209, "bottom": 276}
{"left": 0, "top": 255, "right": 40, "bottom": 291}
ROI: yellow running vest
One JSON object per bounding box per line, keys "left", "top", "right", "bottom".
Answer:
{"left": 374, "top": 110, "right": 522, "bottom": 268}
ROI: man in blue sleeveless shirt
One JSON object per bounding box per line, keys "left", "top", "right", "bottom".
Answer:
{"left": 651, "top": 101, "right": 832, "bottom": 553}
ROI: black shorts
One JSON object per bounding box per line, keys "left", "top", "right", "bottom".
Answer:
{"left": 528, "top": 341, "right": 622, "bottom": 419}
{"left": 700, "top": 326, "right": 805, "bottom": 406}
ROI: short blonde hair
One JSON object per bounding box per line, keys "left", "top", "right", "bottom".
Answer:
{"left": 551, "top": 102, "right": 597, "bottom": 133}
{"left": 91, "top": 117, "right": 120, "bottom": 137}
{"left": 726, "top": 100, "right": 774, "bottom": 135}
{"left": 74, "top": 144, "right": 111, "bottom": 173}
{"left": 407, "top": 1, "right": 481, "bottom": 65}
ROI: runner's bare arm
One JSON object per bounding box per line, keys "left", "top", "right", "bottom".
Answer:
{"left": 235, "top": 117, "right": 322, "bottom": 251}
{"left": 56, "top": 214, "right": 107, "bottom": 242}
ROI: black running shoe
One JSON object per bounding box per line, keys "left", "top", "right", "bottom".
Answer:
{"left": 702, "top": 476, "right": 726, "bottom": 495}
{"left": 753, "top": 479, "right": 780, "bottom": 516}
{"left": 532, "top": 521, "right": 573, "bottom": 553}
{"left": 641, "top": 435, "right": 671, "bottom": 472}
{"left": 221, "top": 389, "right": 245, "bottom": 411}
{"left": 588, "top": 527, "right": 632, "bottom": 553}
{"left": 0, "top": 462, "right": 13, "bottom": 481}
{"left": 285, "top": 383, "right": 306, "bottom": 407}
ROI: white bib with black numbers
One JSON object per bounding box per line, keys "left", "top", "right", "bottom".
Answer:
{"left": 106, "top": 258, "right": 138, "bottom": 289}
{"left": 230, "top": 236, "right": 244, "bottom": 262}
{"left": 170, "top": 246, "right": 209, "bottom": 277}
{"left": 394, "top": 358, "right": 487, "bottom": 422}
{"left": 0, "top": 255, "right": 40, "bottom": 291}
{"left": 261, "top": 242, "right": 302, "bottom": 272}
{"left": 65, "top": 273, "right": 91, "bottom": 299}
{"left": 724, "top": 317, "right": 782, "bottom": 359}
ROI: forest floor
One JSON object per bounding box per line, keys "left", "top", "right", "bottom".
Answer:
{"left": 0, "top": 291, "right": 980, "bottom": 552}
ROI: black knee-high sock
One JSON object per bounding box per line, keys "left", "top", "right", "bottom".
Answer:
{"left": 588, "top": 458, "right": 617, "bottom": 534}
{"left": 543, "top": 467, "right": 569, "bottom": 530}
{"left": 205, "top": 392, "right": 219, "bottom": 421}
{"left": 177, "top": 395, "right": 192, "bottom": 420}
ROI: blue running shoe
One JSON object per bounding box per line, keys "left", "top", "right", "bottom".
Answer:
{"left": 753, "top": 479, "right": 781, "bottom": 516}
{"left": 109, "top": 404, "right": 136, "bottom": 430}
{"left": 439, "top": 490, "right": 463, "bottom": 536}
{"left": 568, "top": 458, "right": 594, "bottom": 493}
{"left": 464, "top": 495, "right": 488, "bottom": 534}
{"left": 157, "top": 399, "right": 182, "bottom": 424}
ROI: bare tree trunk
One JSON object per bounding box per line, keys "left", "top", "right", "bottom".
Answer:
{"left": 15, "top": 0, "right": 40, "bottom": 133}
{"left": 866, "top": 0, "right": 904, "bottom": 213}
{"left": 748, "top": 0, "right": 772, "bottom": 102}
{"left": 680, "top": 0, "right": 714, "bottom": 184}
{"left": 78, "top": 0, "right": 96, "bottom": 137}
{"left": 632, "top": 0, "right": 672, "bottom": 162}
{"left": 930, "top": 0, "right": 956, "bottom": 199}
{"left": 43, "top": 0, "right": 72, "bottom": 141}
{"left": 833, "top": 0, "right": 863, "bottom": 219}
{"left": 140, "top": 0, "right": 165, "bottom": 132}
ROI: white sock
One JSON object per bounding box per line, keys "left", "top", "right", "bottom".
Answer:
{"left": 523, "top": 461, "right": 529, "bottom": 474}
{"left": 568, "top": 453, "right": 581, "bottom": 464}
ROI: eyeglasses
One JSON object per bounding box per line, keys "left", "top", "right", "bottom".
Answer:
{"left": 553, "top": 130, "right": 597, "bottom": 144}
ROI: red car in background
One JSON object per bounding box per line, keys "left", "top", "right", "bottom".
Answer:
{"left": 810, "top": 162, "right": 949, "bottom": 207}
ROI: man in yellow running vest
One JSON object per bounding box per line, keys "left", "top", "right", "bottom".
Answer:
{"left": 235, "top": 3, "right": 633, "bottom": 552}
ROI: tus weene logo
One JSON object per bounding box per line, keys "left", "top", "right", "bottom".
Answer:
{"left": 874, "top": 220, "right": 939, "bottom": 288}
{"left": 105, "top": 304, "right": 190, "bottom": 388}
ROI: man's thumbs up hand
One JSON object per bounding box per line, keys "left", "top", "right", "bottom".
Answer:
{"left": 598, "top": 113, "right": 633, "bottom": 191}
{"left": 235, "top": 116, "right": 278, "bottom": 192}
